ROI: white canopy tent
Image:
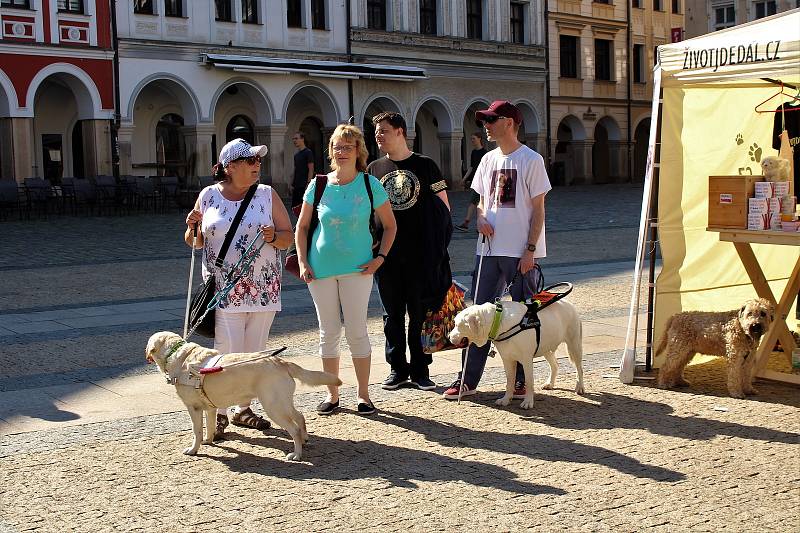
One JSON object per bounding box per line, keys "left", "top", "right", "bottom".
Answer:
{"left": 620, "top": 9, "right": 800, "bottom": 382}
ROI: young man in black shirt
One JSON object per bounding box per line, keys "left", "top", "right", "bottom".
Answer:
{"left": 290, "top": 132, "right": 315, "bottom": 211}
{"left": 368, "top": 112, "right": 451, "bottom": 391}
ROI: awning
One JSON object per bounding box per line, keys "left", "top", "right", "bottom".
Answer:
{"left": 202, "top": 53, "right": 426, "bottom": 81}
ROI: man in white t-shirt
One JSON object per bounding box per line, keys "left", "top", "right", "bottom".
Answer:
{"left": 443, "top": 100, "right": 552, "bottom": 400}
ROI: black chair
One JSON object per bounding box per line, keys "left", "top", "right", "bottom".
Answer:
{"left": 93, "top": 175, "right": 118, "bottom": 215}
{"left": 60, "top": 177, "right": 78, "bottom": 216}
{"left": 72, "top": 177, "right": 98, "bottom": 216}
{"left": 134, "top": 176, "right": 160, "bottom": 212}
{"left": 198, "top": 175, "right": 215, "bottom": 189}
{"left": 157, "top": 176, "right": 179, "bottom": 212}
{"left": 0, "top": 180, "right": 22, "bottom": 220}
{"left": 117, "top": 175, "right": 138, "bottom": 215}
{"left": 23, "top": 178, "right": 55, "bottom": 219}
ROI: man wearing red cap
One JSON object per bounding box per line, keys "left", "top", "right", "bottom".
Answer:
{"left": 443, "top": 100, "right": 552, "bottom": 400}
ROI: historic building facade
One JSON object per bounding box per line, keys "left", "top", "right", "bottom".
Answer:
{"left": 547, "top": 0, "right": 683, "bottom": 184}
{"left": 684, "top": 0, "right": 797, "bottom": 38}
{"left": 114, "top": 0, "right": 547, "bottom": 193}
{"left": 0, "top": 0, "right": 115, "bottom": 182}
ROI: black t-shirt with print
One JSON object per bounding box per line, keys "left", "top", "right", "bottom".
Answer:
{"left": 293, "top": 147, "right": 314, "bottom": 185}
{"left": 772, "top": 102, "right": 800, "bottom": 192}
{"left": 367, "top": 153, "right": 448, "bottom": 260}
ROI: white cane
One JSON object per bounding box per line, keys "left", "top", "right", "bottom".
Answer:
{"left": 183, "top": 224, "right": 198, "bottom": 339}
{"left": 458, "top": 233, "right": 487, "bottom": 404}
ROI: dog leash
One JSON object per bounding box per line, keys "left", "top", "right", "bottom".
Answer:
{"left": 183, "top": 226, "right": 199, "bottom": 338}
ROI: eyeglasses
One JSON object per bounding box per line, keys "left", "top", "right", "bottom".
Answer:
{"left": 481, "top": 115, "right": 508, "bottom": 125}
{"left": 234, "top": 155, "right": 261, "bottom": 165}
{"left": 332, "top": 144, "right": 356, "bottom": 154}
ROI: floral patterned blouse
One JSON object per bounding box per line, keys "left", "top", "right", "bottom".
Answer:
{"left": 198, "top": 183, "right": 281, "bottom": 312}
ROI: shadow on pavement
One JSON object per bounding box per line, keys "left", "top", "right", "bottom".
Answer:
{"left": 377, "top": 408, "right": 685, "bottom": 483}
{"left": 210, "top": 432, "right": 566, "bottom": 496}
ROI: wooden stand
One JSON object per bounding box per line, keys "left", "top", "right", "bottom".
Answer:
{"left": 708, "top": 228, "right": 800, "bottom": 384}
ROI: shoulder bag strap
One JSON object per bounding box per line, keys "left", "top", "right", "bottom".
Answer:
{"left": 306, "top": 174, "right": 328, "bottom": 249}
{"left": 214, "top": 183, "right": 258, "bottom": 268}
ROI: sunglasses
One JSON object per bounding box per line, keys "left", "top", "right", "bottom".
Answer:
{"left": 234, "top": 155, "right": 261, "bottom": 165}
{"left": 481, "top": 115, "right": 508, "bottom": 125}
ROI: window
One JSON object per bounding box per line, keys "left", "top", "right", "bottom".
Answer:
{"left": 510, "top": 2, "right": 524, "bottom": 44}
{"left": 1, "top": 0, "right": 30, "bottom": 7}
{"left": 653, "top": 0, "right": 662, "bottom": 11}
{"left": 287, "top": 0, "right": 302, "bottom": 27}
{"left": 632, "top": 0, "right": 641, "bottom": 6}
{"left": 594, "top": 38, "right": 612, "bottom": 81}
{"left": 559, "top": 35, "right": 578, "bottom": 78}
{"left": 466, "top": 0, "right": 482, "bottom": 39}
{"left": 753, "top": 0, "right": 776, "bottom": 19}
{"left": 215, "top": 0, "right": 233, "bottom": 21}
{"left": 367, "top": 0, "right": 386, "bottom": 30}
{"left": 57, "top": 0, "right": 84, "bottom": 13}
{"left": 164, "top": 0, "right": 181, "bottom": 17}
{"left": 671, "top": 0, "right": 680, "bottom": 13}
{"left": 311, "top": 0, "right": 325, "bottom": 29}
{"left": 713, "top": 3, "right": 735, "bottom": 30}
{"left": 242, "top": 0, "right": 258, "bottom": 23}
{"left": 226, "top": 115, "right": 255, "bottom": 145}
{"left": 419, "top": 0, "right": 437, "bottom": 35}
{"left": 133, "top": 0, "right": 154, "bottom": 14}
{"left": 633, "top": 44, "right": 645, "bottom": 83}
{"left": 594, "top": 0, "right": 610, "bottom": 4}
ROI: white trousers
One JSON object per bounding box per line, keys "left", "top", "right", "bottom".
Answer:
{"left": 307, "top": 273, "right": 373, "bottom": 359}
{"left": 214, "top": 310, "right": 276, "bottom": 414}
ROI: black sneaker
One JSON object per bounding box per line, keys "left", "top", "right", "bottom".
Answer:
{"left": 316, "top": 399, "right": 340, "bottom": 415}
{"left": 357, "top": 400, "right": 376, "bottom": 415}
{"left": 409, "top": 376, "right": 437, "bottom": 391}
{"left": 381, "top": 371, "right": 409, "bottom": 390}
{"left": 454, "top": 223, "right": 469, "bottom": 232}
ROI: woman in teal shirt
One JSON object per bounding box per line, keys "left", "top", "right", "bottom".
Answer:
{"left": 295, "top": 124, "right": 396, "bottom": 415}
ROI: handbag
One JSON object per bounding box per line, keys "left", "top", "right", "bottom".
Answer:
{"left": 188, "top": 183, "right": 257, "bottom": 338}
{"left": 285, "top": 175, "right": 327, "bottom": 279}
{"left": 421, "top": 281, "right": 468, "bottom": 354}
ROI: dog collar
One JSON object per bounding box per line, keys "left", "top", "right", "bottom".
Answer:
{"left": 487, "top": 302, "right": 504, "bottom": 341}
{"left": 165, "top": 340, "right": 186, "bottom": 363}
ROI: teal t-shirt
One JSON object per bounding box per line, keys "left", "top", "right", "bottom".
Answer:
{"left": 303, "top": 172, "right": 389, "bottom": 279}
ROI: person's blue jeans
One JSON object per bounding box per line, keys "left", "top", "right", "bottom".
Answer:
{"left": 458, "top": 255, "right": 541, "bottom": 388}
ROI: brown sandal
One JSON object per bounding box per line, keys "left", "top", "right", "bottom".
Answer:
{"left": 231, "top": 407, "right": 271, "bottom": 431}
{"left": 214, "top": 413, "right": 229, "bottom": 441}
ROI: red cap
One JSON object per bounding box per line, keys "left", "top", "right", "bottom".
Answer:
{"left": 475, "top": 100, "right": 523, "bottom": 126}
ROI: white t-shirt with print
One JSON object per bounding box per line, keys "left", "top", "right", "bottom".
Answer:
{"left": 471, "top": 144, "right": 551, "bottom": 258}
{"left": 198, "top": 184, "right": 281, "bottom": 313}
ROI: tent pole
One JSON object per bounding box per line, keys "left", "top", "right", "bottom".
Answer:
{"left": 645, "top": 86, "right": 663, "bottom": 372}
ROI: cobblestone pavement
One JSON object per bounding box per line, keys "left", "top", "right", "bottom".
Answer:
{"left": 1, "top": 184, "right": 798, "bottom": 531}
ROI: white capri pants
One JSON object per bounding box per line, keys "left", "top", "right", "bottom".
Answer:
{"left": 307, "top": 273, "right": 373, "bottom": 359}
{"left": 214, "top": 310, "right": 277, "bottom": 355}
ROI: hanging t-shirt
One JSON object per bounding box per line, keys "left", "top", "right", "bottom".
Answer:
{"left": 199, "top": 184, "right": 281, "bottom": 312}
{"left": 772, "top": 102, "right": 800, "bottom": 194}
{"left": 471, "top": 144, "right": 551, "bottom": 258}
{"left": 367, "top": 153, "right": 448, "bottom": 261}
{"left": 303, "top": 172, "right": 389, "bottom": 279}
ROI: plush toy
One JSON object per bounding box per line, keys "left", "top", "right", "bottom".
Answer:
{"left": 760, "top": 156, "right": 791, "bottom": 182}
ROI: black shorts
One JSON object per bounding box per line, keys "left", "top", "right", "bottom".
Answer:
{"left": 469, "top": 189, "right": 480, "bottom": 206}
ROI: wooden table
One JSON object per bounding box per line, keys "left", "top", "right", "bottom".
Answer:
{"left": 709, "top": 228, "right": 800, "bottom": 384}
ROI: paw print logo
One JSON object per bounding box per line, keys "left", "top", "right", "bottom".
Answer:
{"left": 735, "top": 134, "right": 743, "bottom": 145}
{"left": 748, "top": 143, "right": 762, "bottom": 162}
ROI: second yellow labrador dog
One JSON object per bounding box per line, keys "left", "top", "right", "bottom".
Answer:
{"left": 146, "top": 331, "right": 341, "bottom": 461}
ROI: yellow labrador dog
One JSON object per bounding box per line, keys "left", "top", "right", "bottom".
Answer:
{"left": 448, "top": 300, "right": 584, "bottom": 409}
{"left": 146, "top": 331, "right": 341, "bottom": 460}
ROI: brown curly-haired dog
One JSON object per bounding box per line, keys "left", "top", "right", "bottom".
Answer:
{"left": 655, "top": 298, "right": 774, "bottom": 398}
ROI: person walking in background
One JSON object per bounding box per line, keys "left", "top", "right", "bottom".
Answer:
{"left": 290, "top": 131, "right": 315, "bottom": 212}
{"left": 443, "top": 101, "right": 551, "bottom": 400}
{"left": 455, "top": 133, "right": 487, "bottom": 232}
{"left": 184, "top": 138, "right": 294, "bottom": 436}
{"left": 368, "top": 112, "right": 452, "bottom": 392}
{"left": 295, "top": 124, "right": 396, "bottom": 416}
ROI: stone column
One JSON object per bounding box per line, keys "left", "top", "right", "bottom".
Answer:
{"left": 568, "top": 141, "right": 593, "bottom": 185}
{"left": 182, "top": 124, "right": 215, "bottom": 187}
{"left": 263, "top": 124, "right": 289, "bottom": 196}
{"left": 608, "top": 140, "right": 626, "bottom": 182}
{"left": 405, "top": 131, "right": 416, "bottom": 151}
{"left": 81, "top": 120, "right": 113, "bottom": 178}
{"left": 0, "top": 117, "right": 35, "bottom": 182}
{"left": 117, "top": 124, "right": 134, "bottom": 176}
{"left": 437, "top": 132, "right": 464, "bottom": 188}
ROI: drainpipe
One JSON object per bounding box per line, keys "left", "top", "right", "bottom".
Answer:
{"left": 543, "top": 0, "right": 551, "bottom": 172}
{"left": 626, "top": 0, "right": 632, "bottom": 182}
{"left": 110, "top": 0, "right": 121, "bottom": 180}
{"left": 346, "top": 0, "right": 354, "bottom": 119}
